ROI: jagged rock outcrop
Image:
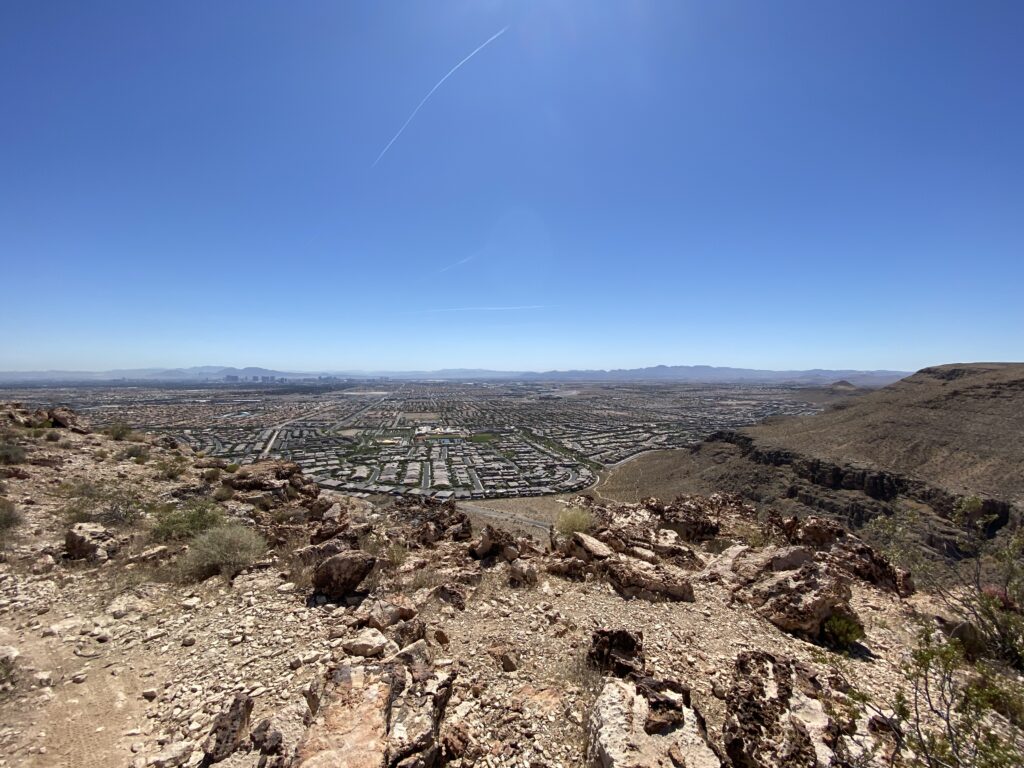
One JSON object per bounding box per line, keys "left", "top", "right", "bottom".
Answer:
{"left": 295, "top": 649, "right": 455, "bottom": 768}
{"left": 470, "top": 524, "right": 518, "bottom": 561}
{"left": 225, "top": 461, "right": 320, "bottom": 506}
{"left": 604, "top": 554, "right": 696, "bottom": 602}
{"left": 64, "top": 522, "right": 119, "bottom": 561}
{"left": 770, "top": 514, "right": 914, "bottom": 597}
{"left": 2, "top": 402, "right": 90, "bottom": 433}
{"left": 723, "top": 651, "right": 837, "bottom": 768}
{"left": 703, "top": 544, "right": 862, "bottom": 643}
{"left": 295, "top": 664, "right": 393, "bottom": 767}
{"left": 202, "top": 692, "right": 254, "bottom": 763}
{"left": 587, "top": 677, "right": 722, "bottom": 768}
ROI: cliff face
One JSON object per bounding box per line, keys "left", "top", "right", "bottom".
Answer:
{"left": 707, "top": 430, "right": 1014, "bottom": 554}
{"left": 743, "top": 363, "right": 1024, "bottom": 507}
{"left": 597, "top": 365, "right": 1024, "bottom": 558}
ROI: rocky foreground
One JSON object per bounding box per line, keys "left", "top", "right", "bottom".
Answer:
{"left": 0, "top": 404, "right": 982, "bottom": 767}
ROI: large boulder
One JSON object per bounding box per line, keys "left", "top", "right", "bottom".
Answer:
{"left": 225, "top": 460, "right": 320, "bottom": 503}
{"left": 312, "top": 550, "right": 376, "bottom": 598}
{"left": 295, "top": 664, "right": 393, "bottom": 767}
{"left": 470, "top": 524, "right": 517, "bottom": 560}
{"left": 47, "top": 406, "right": 90, "bottom": 433}
{"left": 723, "top": 651, "right": 838, "bottom": 768}
{"left": 774, "top": 515, "right": 914, "bottom": 597}
{"left": 704, "top": 545, "right": 863, "bottom": 643}
{"left": 343, "top": 628, "right": 388, "bottom": 658}
{"left": 746, "top": 561, "right": 863, "bottom": 643}
{"left": 603, "top": 555, "right": 695, "bottom": 602}
{"left": 65, "top": 523, "right": 119, "bottom": 561}
{"left": 365, "top": 595, "right": 417, "bottom": 631}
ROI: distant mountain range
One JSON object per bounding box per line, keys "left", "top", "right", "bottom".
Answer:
{"left": 0, "top": 364, "right": 910, "bottom": 387}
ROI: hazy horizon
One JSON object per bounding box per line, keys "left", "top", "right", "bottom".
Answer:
{"left": 3, "top": 2, "right": 1023, "bottom": 371}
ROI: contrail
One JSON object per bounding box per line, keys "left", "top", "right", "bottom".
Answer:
{"left": 373, "top": 26, "right": 508, "bottom": 167}
{"left": 439, "top": 254, "right": 475, "bottom": 273}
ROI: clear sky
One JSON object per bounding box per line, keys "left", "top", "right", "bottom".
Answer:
{"left": 2, "top": 1, "right": 1022, "bottom": 372}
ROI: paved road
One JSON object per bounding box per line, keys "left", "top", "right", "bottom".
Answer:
{"left": 259, "top": 404, "right": 336, "bottom": 458}
{"left": 457, "top": 502, "right": 552, "bottom": 534}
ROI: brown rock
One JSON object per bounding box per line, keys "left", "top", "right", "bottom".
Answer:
{"left": 723, "top": 651, "right": 837, "bottom": 768}
{"left": 203, "top": 692, "right": 254, "bottom": 763}
{"left": 588, "top": 629, "right": 645, "bottom": 678}
{"left": 64, "top": 523, "right": 119, "bottom": 561}
{"left": 312, "top": 550, "right": 376, "bottom": 598}
{"left": 603, "top": 555, "right": 695, "bottom": 602}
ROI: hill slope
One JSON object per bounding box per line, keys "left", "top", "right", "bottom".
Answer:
{"left": 598, "top": 363, "right": 1024, "bottom": 546}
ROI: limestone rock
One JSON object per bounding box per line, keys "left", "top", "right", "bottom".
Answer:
{"left": 603, "top": 554, "right": 695, "bottom": 602}
{"left": 366, "top": 595, "right": 417, "bottom": 631}
{"left": 65, "top": 522, "right": 119, "bottom": 561}
{"left": 723, "top": 651, "right": 837, "bottom": 768}
{"left": 587, "top": 678, "right": 721, "bottom": 768}
{"left": 343, "top": 628, "right": 388, "bottom": 657}
{"left": 295, "top": 664, "right": 393, "bottom": 767}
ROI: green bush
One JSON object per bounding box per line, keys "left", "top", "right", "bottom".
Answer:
{"left": 151, "top": 499, "right": 223, "bottom": 541}
{"left": 0, "top": 498, "right": 23, "bottom": 534}
{"left": 45, "top": 430, "right": 60, "bottom": 442}
{"left": 212, "top": 485, "right": 234, "bottom": 502}
{"left": 119, "top": 444, "right": 150, "bottom": 463}
{"left": 178, "top": 524, "right": 265, "bottom": 581}
{"left": 0, "top": 441, "right": 26, "bottom": 465}
{"left": 154, "top": 457, "right": 186, "bottom": 480}
{"left": 62, "top": 487, "right": 143, "bottom": 527}
{"left": 105, "top": 422, "right": 133, "bottom": 441}
{"left": 202, "top": 468, "right": 222, "bottom": 483}
{"left": 556, "top": 506, "right": 596, "bottom": 537}
{"left": 224, "top": 463, "right": 240, "bottom": 474}
{"left": 822, "top": 612, "right": 866, "bottom": 650}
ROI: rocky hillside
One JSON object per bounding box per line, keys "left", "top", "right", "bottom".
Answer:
{"left": 599, "top": 364, "right": 1024, "bottom": 555}
{"left": 0, "top": 404, "right": 1018, "bottom": 767}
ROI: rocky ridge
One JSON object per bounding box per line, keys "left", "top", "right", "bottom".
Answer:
{"left": 0, "top": 405, "right": 951, "bottom": 767}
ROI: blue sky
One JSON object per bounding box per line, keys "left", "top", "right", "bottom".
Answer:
{"left": 1, "top": 1, "right": 1022, "bottom": 372}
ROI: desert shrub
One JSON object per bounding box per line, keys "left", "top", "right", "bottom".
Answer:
{"left": 202, "top": 468, "right": 222, "bottom": 483}
{"left": 44, "top": 430, "right": 60, "bottom": 442}
{"left": 556, "top": 506, "right": 595, "bottom": 537}
{"left": 825, "top": 625, "right": 1024, "bottom": 768}
{"left": 105, "top": 422, "right": 132, "bottom": 441}
{"left": 154, "top": 457, "right": 186, "bottom": 480}
{"left": 0, "top": 498, "right": 23, "bottom": 535}
{"left": 224, "top": 463, "right": 240, "bottom": 474}
{"left": 866, "top": 501, "right": 1024, "bottom": 672}
{"left": 58, "top": 479, "right": 106, "bottom": 500}
{"left": 151, "top": 499, "right": 223, "bottom": 541}
{"left": 407, "top": 567, "right": 443, "bottom": 591}
{"left": 212, "top": 485, "right": 234, "bottom": 502}
{"left": 58, "top": 483, "right": 143, "bottom": 527}
{"left": 178, "top": 523, "right": 265, "bottom": 581}
{"left": 822, "top": 612, "right": 866, "bottom": 650}
{"left": 384, "top": 541, "right": 408, "bottom": 571}
{"left": 0, "top": 441, "right": 26, "bottom": 465}
{"left": 118, "top": 444, "right": 150, "bottom": 463}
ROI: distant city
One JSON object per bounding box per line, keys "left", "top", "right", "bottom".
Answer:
{"left": 2, "top": 379, "right": 828, "bottom": 500}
